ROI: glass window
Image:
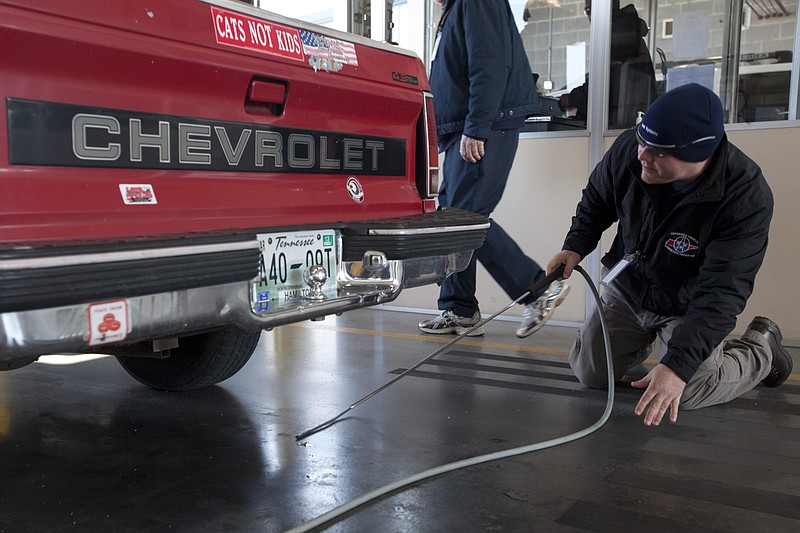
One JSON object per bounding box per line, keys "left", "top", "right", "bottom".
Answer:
{"left": 256, "top": 0, "right": 797, "bottom": 129}
{"left": 652, "top": 0, "right": 797, "bottom": 124}
{"left": 522, "top": 0, "right": 661, "bottom": 130}
{"left": 256, "top": 0, "right": 422, "bottom": 55}
{"left": 520, "top": 0, "right": 799, "bottom": 129}
{"left": 257, "top": 1, "right": 345, "bottom": 31}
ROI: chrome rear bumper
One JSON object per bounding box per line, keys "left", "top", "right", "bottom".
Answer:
{"left": 1, "top": 251, "right": 473, "bottom": 361}
{"left": 1, "top": 208, "right": 488, "bottom": 363}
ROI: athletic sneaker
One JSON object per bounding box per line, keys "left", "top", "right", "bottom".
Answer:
{"left": 418, "top": 309, "right": 485, "bottom": 337}
{"left": 516, "top": 280, "right": 570, "bottom": 338}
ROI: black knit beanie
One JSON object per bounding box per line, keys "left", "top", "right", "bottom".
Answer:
{"left": 637, "top": 83, "right": 724, "bottom": 162}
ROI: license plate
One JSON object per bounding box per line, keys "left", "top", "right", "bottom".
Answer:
{"left": 251, "top": 229, "right": 338, "bottom": 313}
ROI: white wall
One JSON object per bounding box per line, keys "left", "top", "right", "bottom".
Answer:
{"left": 391, "top": 135, "right": 590, "bottom": 327}
{"left": 727, "top": 127, "right": 800, "bottom": 340}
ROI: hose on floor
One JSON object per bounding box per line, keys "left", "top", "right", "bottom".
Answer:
{"left": 286, "top": 265, "right": 614, "bottom": 533}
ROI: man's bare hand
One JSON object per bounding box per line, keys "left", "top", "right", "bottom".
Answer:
{"left": 460, "top": 135, "right": 485, "bottom": 163}
{"left": 631, "top": 364, "right": 685, "bottom": 426}
{"left": 546, "top": 250, "right": 581, "bottom": 279}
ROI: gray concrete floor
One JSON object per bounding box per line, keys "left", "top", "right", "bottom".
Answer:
{"left": 0, "top": 308, "right": 798, "bottom": 532}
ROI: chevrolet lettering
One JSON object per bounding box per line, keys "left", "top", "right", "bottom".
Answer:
{"left": 8, "top": 99, "right": 404, "bottom": 175}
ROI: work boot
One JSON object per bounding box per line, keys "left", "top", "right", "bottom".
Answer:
{"left": 418, "top": 309, "right": 485, "bottom": 337}
{"left": 746, "top": 316, "right": 793, "bottom": 387}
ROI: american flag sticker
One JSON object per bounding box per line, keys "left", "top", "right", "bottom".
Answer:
{"left": 300, "top": 30, "right": 359, "bottom": 68}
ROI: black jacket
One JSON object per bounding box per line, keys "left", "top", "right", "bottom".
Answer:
{"left": 429, "top": 0, "right": 539, "bottom": 145}
{"left": 563, "top": 130, "right": 774, "bottom": 382}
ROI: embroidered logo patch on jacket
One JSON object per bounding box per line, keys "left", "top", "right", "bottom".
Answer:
{"left": 664, "top": 233, "right": 700, "bottom": 257}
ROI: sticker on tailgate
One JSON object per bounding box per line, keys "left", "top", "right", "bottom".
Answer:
{"left": 300, "top": 29, "right": 359, "bottom": 72}
{"left": 211, "top": 6, "right": 304, "bottom": 61}
{"left": 209, "top": 6, "right": 359, "bottom": 72}
{"left": 119, "top": 184, "right": 157, "bottom": 205}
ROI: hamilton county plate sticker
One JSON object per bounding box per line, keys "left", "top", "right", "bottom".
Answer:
{"left": 119, "top": 184, "right": 157, "bottom": 205}
{"left": 347, "top": 177, "right": 364, "bottom": 203}
{"left": 251, "top": 286, "right": 271, "bottom": 313}
{"left": 88, "top": 300, "right": 129, "bottom": 346}
{"left": 210, "top": 6, "right": 304, "bottom": 61}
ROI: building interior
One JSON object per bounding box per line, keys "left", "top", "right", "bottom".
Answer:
{"left": 2, "top": 1, "right": 799, "bottom": 532}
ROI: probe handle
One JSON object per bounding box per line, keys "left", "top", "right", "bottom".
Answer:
{"left": 526, "top": 264, "right": 565, "bottom": 296}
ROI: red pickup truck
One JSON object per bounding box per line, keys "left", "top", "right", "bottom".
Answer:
{"left": 0, "top": 0, "right": 487, "bottom": 390}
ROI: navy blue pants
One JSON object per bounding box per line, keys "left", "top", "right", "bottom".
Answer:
{"left": 437, "top": 128, "right": 545, "bottom": 317}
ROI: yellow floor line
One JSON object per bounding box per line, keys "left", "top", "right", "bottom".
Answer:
{"left": 285, "top": 322, "right": 570, "bottom": 356}
{"left": 285, "top": 322, "right": 799, "bottom": 383}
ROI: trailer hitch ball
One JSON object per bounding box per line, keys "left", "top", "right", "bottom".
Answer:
{"left": 303, "top": 264, "right": 328, "bottom": 301}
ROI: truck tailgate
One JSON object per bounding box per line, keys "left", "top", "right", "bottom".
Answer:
{"left": 1, "top": 0, "right": 431, "bottom": 244}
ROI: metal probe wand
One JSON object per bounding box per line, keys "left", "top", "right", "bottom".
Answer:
{"left": 295, "top": 264, "right": 566, "bottom": 440}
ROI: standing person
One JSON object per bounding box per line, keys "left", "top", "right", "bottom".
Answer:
{"left": 546, "top": 83, "right": 793, "bottom": 426}
{"left": 419, "top": 0, "right": 569, "bottom": 338}
{"left": 558, "top": 0, "right": 658, "bottom": 128}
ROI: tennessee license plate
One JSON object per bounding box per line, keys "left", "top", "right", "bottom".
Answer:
{"left": 251, "top": 229, "right": 338, "bottom": 312}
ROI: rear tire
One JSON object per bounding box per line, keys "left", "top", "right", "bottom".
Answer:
{"left": 116, "top": 328, "right": 262, "bottom": 391}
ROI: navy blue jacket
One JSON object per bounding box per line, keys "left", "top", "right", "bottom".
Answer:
{"left": 429, "top": 0, "right": 539, "bottom": 145}
{"left": 563, "top": 130, "right": 773, "bottom": 382}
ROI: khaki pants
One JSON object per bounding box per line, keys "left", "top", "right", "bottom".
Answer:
{"left": 568, "top": 279, "right": 773, "bottom": 410}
